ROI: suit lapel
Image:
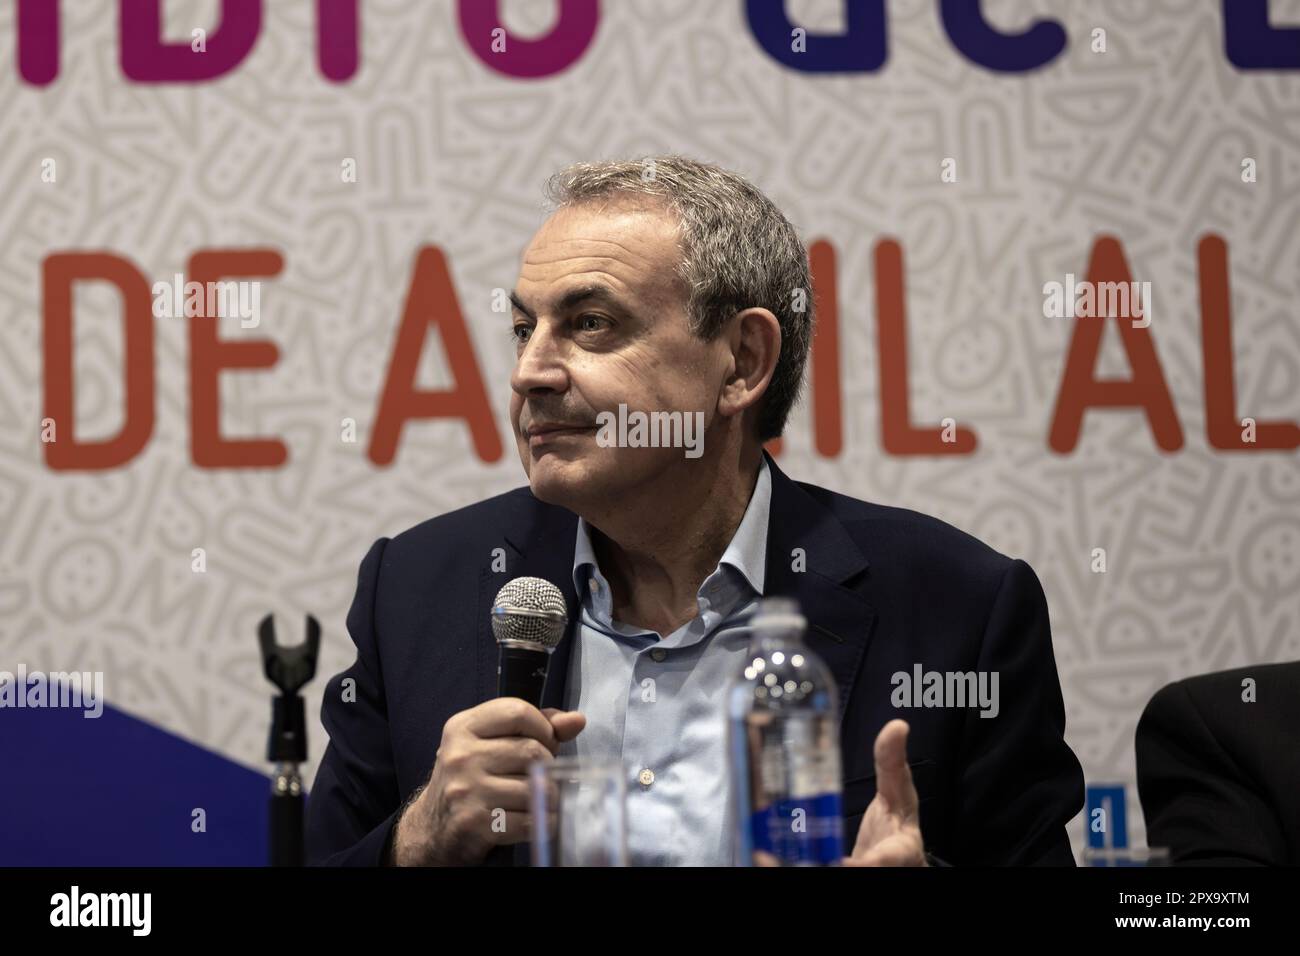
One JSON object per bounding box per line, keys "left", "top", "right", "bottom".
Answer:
{"left": 761, "top": 453, "right": 877, "bottom": 726}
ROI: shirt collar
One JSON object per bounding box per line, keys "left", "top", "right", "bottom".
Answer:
{"left": 717, "top": 455, "right": 770, "bottom": 594}
{"left": 571, "top": 455, "right": 771, "bottom": 600}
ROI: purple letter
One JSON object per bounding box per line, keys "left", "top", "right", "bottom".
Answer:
{"left": 120, "top": 0, "right": 260, "bottom": 83}
{"left": 17, "top": 0, "right": 59, "bottom": 86}
{"left": 457, "top": 0, "right": 599, "bottom": 78}
{"left": 318, "top": 0, "right": 359, "bottom": 82}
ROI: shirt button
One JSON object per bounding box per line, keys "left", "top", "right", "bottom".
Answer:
{"left": 650, "top": 648, "right": 666, "bottom": 662}
{"left": 638, "top": 768, "right": 655, "bottom": 787}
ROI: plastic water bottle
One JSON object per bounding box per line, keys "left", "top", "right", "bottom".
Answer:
{"left": 727, "top": 597, "right": 844, "bottom": 865}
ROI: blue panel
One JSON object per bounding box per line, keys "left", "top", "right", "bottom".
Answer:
{"left": 0, "top": 701, "right": 278, "bottom": 866}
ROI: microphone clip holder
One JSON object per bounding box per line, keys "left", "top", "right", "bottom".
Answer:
{"left": 258, "top": 613, "right": 320, "bottom": 866}
{"left": 259, "top": 613, "right": 320, "bottom": 764}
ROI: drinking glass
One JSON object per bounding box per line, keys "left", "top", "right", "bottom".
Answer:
{"left": 529, "top": 757, "right": 627, "bottom": 866}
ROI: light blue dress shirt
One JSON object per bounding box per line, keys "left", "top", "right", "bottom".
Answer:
{"left": 559, "top": 458, "right": 771, "bottom": 866}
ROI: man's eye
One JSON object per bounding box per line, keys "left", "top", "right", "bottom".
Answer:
{"left": 576, "top": 314, "right": 610, "bottom": 333}
{"left": 512, "top": 324, "right": 532, "bottom": 343}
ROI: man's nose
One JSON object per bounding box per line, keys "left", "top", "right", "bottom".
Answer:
{"left": 510, "top": 321, "right": 569, "bottom": 397}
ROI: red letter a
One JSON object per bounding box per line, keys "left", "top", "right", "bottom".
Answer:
{"left": 1049, "top": 237, "right": 1183, "bottom": 452}
{"left": 369, "top": 248, "right": 502, "bottom": 465}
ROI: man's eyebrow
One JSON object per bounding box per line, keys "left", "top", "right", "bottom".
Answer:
{"left": 509, "top": 284, "right": 631, "bottom": 320}
{"left": 508, "top": 291, "right": 535, "bottom": 320}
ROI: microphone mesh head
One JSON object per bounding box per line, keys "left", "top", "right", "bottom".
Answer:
{"left": 491, "top": 577, "right": 568, "bottom": 649}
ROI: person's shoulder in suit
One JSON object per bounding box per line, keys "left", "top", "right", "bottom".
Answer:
{"left": 1136, "top": 661, "right": 1300, "bottom": 865}
{"left": 306, "top": 486, "right": 569, "bottom": 866}
{"left": 381, "top": 485, "right": 541, "bottom": 567}
{"left": 346, "top": 486, "right": 568, "bottom": 704}
{"left": 794, "top": 477, "right": 1015, "bottom": 590}
{"left": 792, "top": 476, "right": 1084, "bottom": 866}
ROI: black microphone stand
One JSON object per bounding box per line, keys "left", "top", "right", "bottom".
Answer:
{"left": 258, "top": 613, "right": 320, "bottom": 867}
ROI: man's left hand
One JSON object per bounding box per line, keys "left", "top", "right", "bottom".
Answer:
{"left": 844, "top": 718, "right": 927, "bottom": 867}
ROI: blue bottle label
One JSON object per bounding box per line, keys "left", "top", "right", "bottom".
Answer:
{"left": 750, "top": 792, "right": 843, "bottom": 864}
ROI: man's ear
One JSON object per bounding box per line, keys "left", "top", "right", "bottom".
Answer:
{"left": 717, "top": 307, "right": 782, "bottom": 421}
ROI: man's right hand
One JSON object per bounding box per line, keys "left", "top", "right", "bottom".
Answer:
{"left": 389, "top": 699, "right": 586, "bottom": 866}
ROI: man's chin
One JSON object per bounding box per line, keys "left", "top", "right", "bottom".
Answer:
{"left": 524, "top": 454, "right": 594, "bottom": 509}
{"left": 524, "top": 446, "right": 679, "bottom": 509}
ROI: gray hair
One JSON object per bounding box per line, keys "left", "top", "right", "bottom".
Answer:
{"left": 542, "top": 155, "right": 813, "bottom": 443}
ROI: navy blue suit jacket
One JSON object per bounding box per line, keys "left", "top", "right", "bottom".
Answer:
{"left": 1137, "top": 662, "right": 1300, "bottom": 865}
{"left": 306, "top": 454, "right": 1084, "bottom": 866}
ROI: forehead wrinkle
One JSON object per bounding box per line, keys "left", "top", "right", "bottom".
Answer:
{"left": 511, "top": 276, "right": 632, "bottom": 317}
{"left": 518, "top": 224, "right": 687, "bottom": 315}
{"left": 522, "top": 252, "right": 640, "bottom": 271}
{"left": 524, "top": 238, "right": 660, "bottom": 263}
{"left": 517, "top": 258, "right": 664, "bottom": 304}
{"left": 529, "top": 224, "right": 679, "bottom": 256}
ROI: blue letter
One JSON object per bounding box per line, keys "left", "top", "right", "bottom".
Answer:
{"left": 745, "top": 0, "right": 886, "bottom": 72}
{"left": 1085, "top": 784, "right": 1129, "bottom": 850}
{"left": 940, "top": 0, "right": 1065, "bottom": 73}
{"left": 1225, "top": 0, "right": 1300, "bottom": 69}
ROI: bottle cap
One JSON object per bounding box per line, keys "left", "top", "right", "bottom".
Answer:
{"left": 751, "top": 596, "right": 806, "bottom": 633}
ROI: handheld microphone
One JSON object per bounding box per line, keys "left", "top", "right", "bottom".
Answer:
{"left": 492, "top": 577, "right": 568, "bottom": 706}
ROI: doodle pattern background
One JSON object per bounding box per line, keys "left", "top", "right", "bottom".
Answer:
{"left": 1, "top": 0, "right": 1298, "bottom": 856}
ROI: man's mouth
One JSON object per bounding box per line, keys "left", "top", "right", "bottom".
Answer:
{"left": 524, "top": 422, "right": 596, "bottom": 444}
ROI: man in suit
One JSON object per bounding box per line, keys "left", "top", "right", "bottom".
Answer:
{"left": 1136, "top": 662, "right": 1300, "bottom": 865}
{"left": 305, "top": 155, "right": 1084, "bottom": 866}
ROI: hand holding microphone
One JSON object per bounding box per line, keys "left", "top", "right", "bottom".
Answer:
{"left": 389, "top": 578, "right": 585, "bottom": 866}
